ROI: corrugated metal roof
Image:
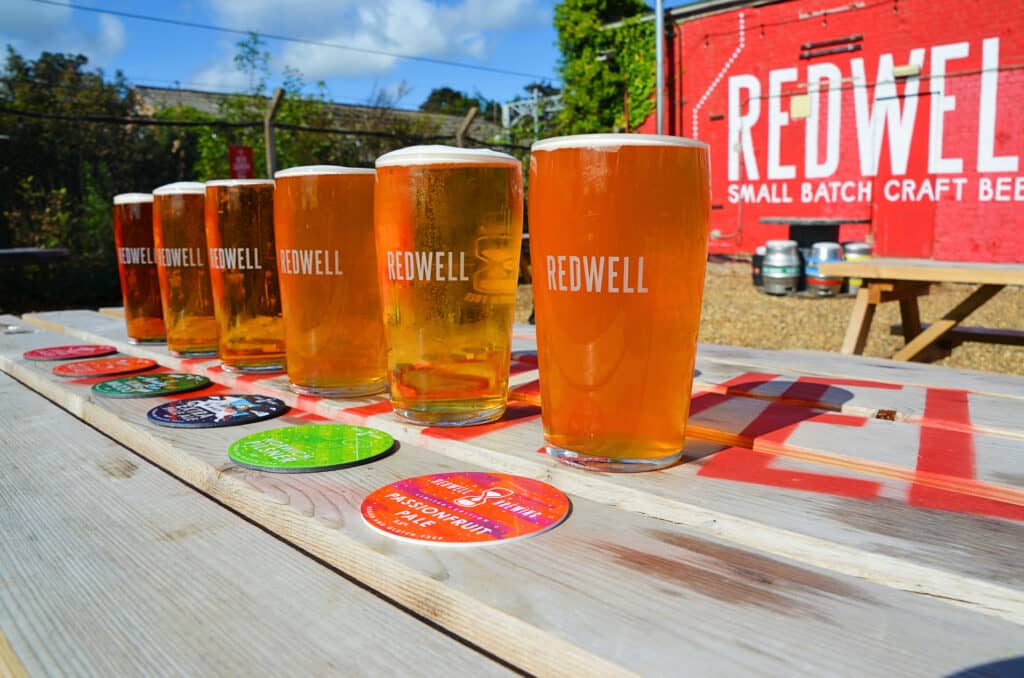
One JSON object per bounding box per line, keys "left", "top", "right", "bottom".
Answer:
{"left": 133, "top": 86, "right": 502, "bottom": 139}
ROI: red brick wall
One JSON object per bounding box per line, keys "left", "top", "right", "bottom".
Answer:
{"left": 639, "top": 0, "right": 1024, "bottom": 261}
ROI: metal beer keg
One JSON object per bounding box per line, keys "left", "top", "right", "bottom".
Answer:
{"left": 842, "top": 241, "right": 872, "bottom": 291}
{"left": 805, "top": 242, "right": 844, "bottom": 296}
{"left": 762, "top": 240, "right": 800, "bottom": 295}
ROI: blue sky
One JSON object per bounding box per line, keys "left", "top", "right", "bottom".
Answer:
{"left": 0, "top": 0, "right": 565, "bottom": 109}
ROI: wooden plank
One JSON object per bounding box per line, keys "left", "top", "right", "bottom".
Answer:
{"left": 0, "top": 373, "right": 509, "bottom": 677}
{"left": 698, "top": 342, "right": 1024, "bottom": 401}
{"left": 840, "top": 286, "right": 876, "bottom": 355}
{"left": 98, "top": 307, "right": 125, "bottom": 319}
{"left": 0, "top": 349, "right": 1022, "bottom": 675}
{"left": 819, "top": 258, "right": 1024, "bottom": 286}
{"left": 893, "top": 285, "right": 1003, "bottom": 361}
{"left": 0, "top": 630, "right": 27, "bottom": 678}
{"left": 5, "top": 315, "right": 1024, "bottom": 629}
{"left": 892, "top": 323, "right": 1024, "bottom": 347}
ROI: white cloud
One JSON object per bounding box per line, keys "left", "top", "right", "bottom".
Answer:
{"left": 0, "top": 3, "right": 126, "bottom": 68}
{"left": 199, "top": 0, "right": 546, "bottom": 81}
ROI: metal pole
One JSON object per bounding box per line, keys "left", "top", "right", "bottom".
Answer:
{"left": 655, "top": 0, "right": 665, "bottom": 135}
{"left": 264, "top": 88, "right": 285, "bottom": 178}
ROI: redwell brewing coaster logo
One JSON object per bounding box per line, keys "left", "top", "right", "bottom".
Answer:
{"left": 361, "top": 472, "right": 571, "bottom": 546}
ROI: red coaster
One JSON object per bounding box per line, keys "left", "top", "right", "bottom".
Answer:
{"left": 24, "top": 345, "right": 118, "bottom": 361}
{"left": 361, "top": 472, "right": 571, "bottom": 546}
{"left": 53, "top": 356, "right": 157, "bottom": 377}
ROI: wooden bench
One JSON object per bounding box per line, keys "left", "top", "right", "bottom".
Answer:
{"left": 2, "top": 310, "right": 1022, "bottom": 675}
{"left": 819, "top": 257, "right": 1024, "bottom": 362}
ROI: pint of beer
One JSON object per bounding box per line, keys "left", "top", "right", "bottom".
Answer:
{"left": 529, "top": 134, "right": 710, "bottom": 471}
{"left": 274, "top": 165, "right": 386, "bottom": 396}
{"left": 113, "top": 193, "right": 165, "bottom": 343}
{"left": 152, "top": 182, "right": 218, "bottom": 357}
{"left": 204, "top": 179, "right": 285, "bottom": 373}
{"left": 375, "top": 146, "right": 523, "bottom": 426}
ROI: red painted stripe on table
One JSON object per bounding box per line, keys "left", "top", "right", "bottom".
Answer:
{"left": 343, "top": 401, "right": 394, "bottom": 419}
{"left": 509, "top": 360, "right": 537, "bottom": 376}
{"left": 422, "top": 403, "right": 541, "bottom": 441}
{"left": 910, "top": 388, "right": 1024, "bottom": 521}
{"left": 696, "top": 388, "right": 880, "bottom": 499}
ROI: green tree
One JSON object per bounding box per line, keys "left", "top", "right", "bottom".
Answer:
{"left": 553, "top": 0, "right": 653, "bottom": 133}
{"left": 419, "top": 86, "right": 481, "bottom": 116}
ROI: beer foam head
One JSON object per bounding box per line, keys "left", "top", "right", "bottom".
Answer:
{"left": 205, "top": 179, "right": 276, "bottom": 187}
{"left": 113, "top": 192, "right": 153, "bottom": 205}
{"left": 275, "top": 165, "right": 375, "bottom": 178}
{"left": 152, "top": 182, "right": 206, "bottom": 196}
{"left": 375, "top": 145, "right": 519, "bottom": 168}
{"left": 531, "top": 133, "right": 708, "bottom": 153}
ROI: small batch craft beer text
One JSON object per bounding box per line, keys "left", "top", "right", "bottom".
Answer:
{"left": 545, "top": 255, "right": 649, "bottom": 293}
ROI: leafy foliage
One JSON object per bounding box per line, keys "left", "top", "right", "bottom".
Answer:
{"left": 553, "top": 0, "right": 653, "bottom": 133}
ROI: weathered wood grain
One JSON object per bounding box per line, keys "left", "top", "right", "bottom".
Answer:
{"left": 10, "top": 312, "right": 1024, "bottom": 608}
{"left": 2, "top": 323, "right": 1023, "bottom": 678}
{"left": 0, "top": 373, "right": 510, "bottom": 678}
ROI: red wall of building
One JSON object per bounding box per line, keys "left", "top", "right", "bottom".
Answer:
{"left": 640, "top": 0, "right": 1024, "bottom": 261}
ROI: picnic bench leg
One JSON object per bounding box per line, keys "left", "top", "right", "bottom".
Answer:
{"left": 898, "top": 295, "right": 922, "bottom": 342}
{"left": 840, "top": 286, "right": 876, "bottom": 355}
{"left": 892, "top": 284, "right": 1004, "bottom": 362}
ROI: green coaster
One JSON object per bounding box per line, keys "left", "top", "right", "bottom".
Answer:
{"left": 228, "top": 424, "right": 396, "bottom": 473}
{"left": 92, "top": 373, "right": 211, "bottom": 398}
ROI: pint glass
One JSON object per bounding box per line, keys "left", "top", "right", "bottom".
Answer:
{"left": 274, "top": 165, "right": 387, "bottom": 396}
{"left": 113, "top": 193, "right": 165, "bottom": 343}
{"left": 152, "top": 182, "right": 218, "bottom": 357}
{"left": 375, "top": 146, "right": 523, "bottom": 426}
{"left": 529, "top": 134, "right": 710, "bottom": 471}
{"left": 204, "top": 179, "right": 285, "bottom": 373}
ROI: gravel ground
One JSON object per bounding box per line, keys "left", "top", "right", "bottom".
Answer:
{"left": 515, "top": 261, "right": 1024, "bottom": 376}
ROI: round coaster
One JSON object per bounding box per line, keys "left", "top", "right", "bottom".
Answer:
{"left": 361, "top": 472, "right": 571, "bottom": 546}
{"left": 92, "top": 373, "right": 211, "bottom": 398}
{"left": 228, "top": 424, "right": 395, "bottom": 473}
{"left": 148, "top": 394, "right": 288, "bottom": 429}
{"left": 53, "top": 356, "right": 157, "bottom": 378}
{"left": 24, "top": 344, "right": 117, "bottom": 361}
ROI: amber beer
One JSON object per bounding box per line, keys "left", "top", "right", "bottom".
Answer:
{"left": 152, "top": 182, "right": 218, "bottom": 356}
{"left": 204, "top": 179, "right": 285, "bottom": 372}
{"left": 375, "top": 146, "right": 523, "bottom": 425}
{"left": 113, "top": 193, "right": 165, "bottom": 343}
{"left": 529, "top": 134, "right": 710, "bottom": 471}
{"left": 274, "top": 166, "right": 386, "bottom": 396}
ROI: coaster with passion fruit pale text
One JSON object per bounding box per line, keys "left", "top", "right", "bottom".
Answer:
{"left": 228, "top": 423, "right": 395, "bottom": 473}
{"left": 53, "top": 356, "right": 157, "bottom": 378}
{"left": 361, "top": 472, "right": 571, "bottom": 546}
{"left": 92, "top": 373, "right": 211, "bottom": 398}
{"left": 24, "top": 344, "right": 117, "bottom": 361}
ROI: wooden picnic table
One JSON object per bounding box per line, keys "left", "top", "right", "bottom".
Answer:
{"left": 819, "top": 257, "right": 1024, "bottom": 361}
{"left": 2, "top": 310, "right": 1023, "bottom": 676}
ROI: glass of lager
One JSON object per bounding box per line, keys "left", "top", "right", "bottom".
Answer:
{"left": 274, "top": 165, "right": 387, "bottom": 396}
{"left": 375, "top": 146, "right": 523, "bottom": 426}
{"left": 152, "top": 182, "right": 218, "bottom": 357}
{"left": 204, "top": 179, "right": 285, "bottom": 373}
{"left": 113, "top": 193, "right": 165, "bottom": 343}
{"left": 529, "top": 134, "right": 710, "bottom": 471}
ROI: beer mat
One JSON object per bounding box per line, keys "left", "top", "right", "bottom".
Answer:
{"left": 360, "top": 472, "right": 571, "bottom": 546}
{"left": 53, "top": 356, "right": 157, "bottom": 378}
{"left": 228, "top": 424, "right": 395, "bottom": 473}
{"left": 148, "top": 394, "right": 288, "bottom": 429}
{"left": 92, "top": 373, "right": 212, "bottom": 398}
{"left": 24, "top": 345, "right": 118, "bottom": 361}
